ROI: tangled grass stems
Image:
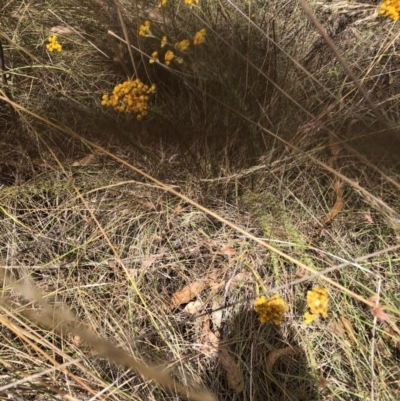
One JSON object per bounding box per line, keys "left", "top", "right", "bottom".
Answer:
{"left": 0, "top": 94, "right": 391, "bottom": 317}
{"left": 2, "top": 1, "right": 400, "bottom": 400}
{"left": 0, "top": 271, "right": 217, "bottom": 401}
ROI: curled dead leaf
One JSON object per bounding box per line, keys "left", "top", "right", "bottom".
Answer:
{"left": 71, "top": 153, "right": 97, "bottom": 167}
{"left": 170, "top": 270, "right": 225, "bottom": 310}
{"left": 218, "top": 345, "right": 244, "bottom": 393}
{"left": 50, "top": 25, "right": 76, "bottom": 34}
{"left": 202, "top": 319, "right": 243, "bottom": 393}
{"left": 184, "top": 300, "right": 204, "bottom": 314}
{"left": 202, "top": 318, "right": 219, "bottom": 352}
{"left": 211, "top": 299, "right": 223, "bottom": 330}
{"left": 364, "top": 213, "right": 374, "bottom": 224}
{"left": 266, "top": 346, "right": 301, "bottom": 373}
{"left": 170, "top": 281, "right": 207, "bottom": 309}
{"left": 322, "top": 180, "right": 344, "bottom": 225}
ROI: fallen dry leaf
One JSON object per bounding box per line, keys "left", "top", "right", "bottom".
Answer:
{"left": 202, "top": 319, "right": 243, "bottom": 393}
{"left": 211, "top": 299, "right": 223, "bottom": 330}
{"left": 220, "top": 245, "right": 236, "bottom": 255}
{"left": 218, "top": 344, "right": 244, "bottom": 393}
{"left": 322, "top": 180, "right": 344, "bottom": 225}
{"left": 170, "top": 269, "right": 225, "bottom": 309}
{"left": 202, "top": 318, "right": 219, "bottom": 351}
{"left": 266, "top": 346, "right": 301, "bottom": 373}
{"left": 364, "top": 213, "right": 374, "bottom": 224}
{"left": 71, "top": 153, "right": 97, "bottom": 167}
{"left": 50, "top": 25, "right": 76, "bottom": 34}
{"left": 170, "top": 281, "right": 207, "bottom": 309}
{"left": 184, "top": 300, "right": 204, "bottom": 314}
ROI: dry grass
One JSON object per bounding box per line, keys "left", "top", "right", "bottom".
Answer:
{"left": 1, "top": 0, "right": 400, "bottom": 400}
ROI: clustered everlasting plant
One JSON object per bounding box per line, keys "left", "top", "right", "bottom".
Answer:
{"left": 46, "top": 35, "right": 62, "bottom": 52}
{"left": 145, "top": 28, "right": 206, "bottom": 67}
{"left": 254, "top": 287, "right": 329, "bottom": 326}
{"left": 379, "top": 0, "right": 400, "bottom": 20}
{"left": 101, "top": 79, "right": 156, "bottom": 120}
{"left": 304, "top": 287, "right": 329, "bottom": 324}
{"left": 175, "top": 39, "right": 190, "bottom": 52}
{"left": 102, "top": 1, "right": 207, "bottom": 119}
{"left": 193, "top": 28, "right": 206, "bottom": 45}
{"left": 158, "top": 0, "right": 168, "bottom": 7}
{"left": 139, "top": 20, "right": 152, "bottom": 37}
{"left": 254, "top": 294, "right": 289, "bottom": 325}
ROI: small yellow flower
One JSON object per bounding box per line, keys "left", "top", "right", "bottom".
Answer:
{"left": 185, "top": 0, "right": 198, "bottom": 5}
{"left": 161, "top": 35, "right": 168, "bottom": 48}
{"left": 46, "top": 35, "right": 62, "bottom": 52}
{"left": 254, "top": 294, "right": 289, "bottom": 325}
{"left": 175, "top": 39, "right": 190, "bottom": 51}
{"left": 193, "top": 28, "right": 206, "bottom": 45}
{"left": 149, "top": 51, "right": 159, "bottom": 64}
{"left": 158, "top": 0, "right": 168, "bottom": 7}
{"left": 139, "top": 20, "right": 151, "bottom": 36}
{"left": 164, "top": 50, "right": 175, "bottom": 65}
{"left": 379, "top": 0, "right": 400, "bottom": 20}
{"left": 101, "top": 78, "right": 155, "bottom": 120}
{"left": 304, "top": 311, "right": 318, "bottom": 325}
{"left": 175, "top": 57, "right": 184, "bottom": 64}
{"left": 306, "top": 287, "right": 329, "bottom": 320}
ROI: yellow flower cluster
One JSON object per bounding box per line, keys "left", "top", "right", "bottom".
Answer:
{"left": 304, "top": 287, "right": 328, "bottom": 324}
{"left": 164, "top": 50, "right": 175, "bottom": 65}
{"left": 158, "top": 0, "right": 168, "bottom": 7}
{"left": 185, "top": 0, "right": 198, "bottom": 5}
{"left": 161, "top": 35, "right": 168, "bottom": 48}
{"left": 139, "top": 20, "right": 151, "bottom": 36}
{"left": 193, "top": 28, "right": 206, "bottom": 45}
{"left": 149, "top": 51, "right": 159, "bottom": 64}
{"left": 101, "top": 79, "right": 156, "bottom": 121}
{"left": 46, "top": 35, "right": 62, "bottom": 52}
{"left": 379, "top": 0, "right": 400, "bottom": 20}
{"left": 175, "top": 39, "right": 190, "bottom": 51}
{"left": 254, "top": 294, "right": 289, "bottom": 325}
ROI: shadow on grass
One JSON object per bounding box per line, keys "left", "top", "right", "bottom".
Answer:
{"left": 212, "top": 306, "right": 320, "bottom": 401}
